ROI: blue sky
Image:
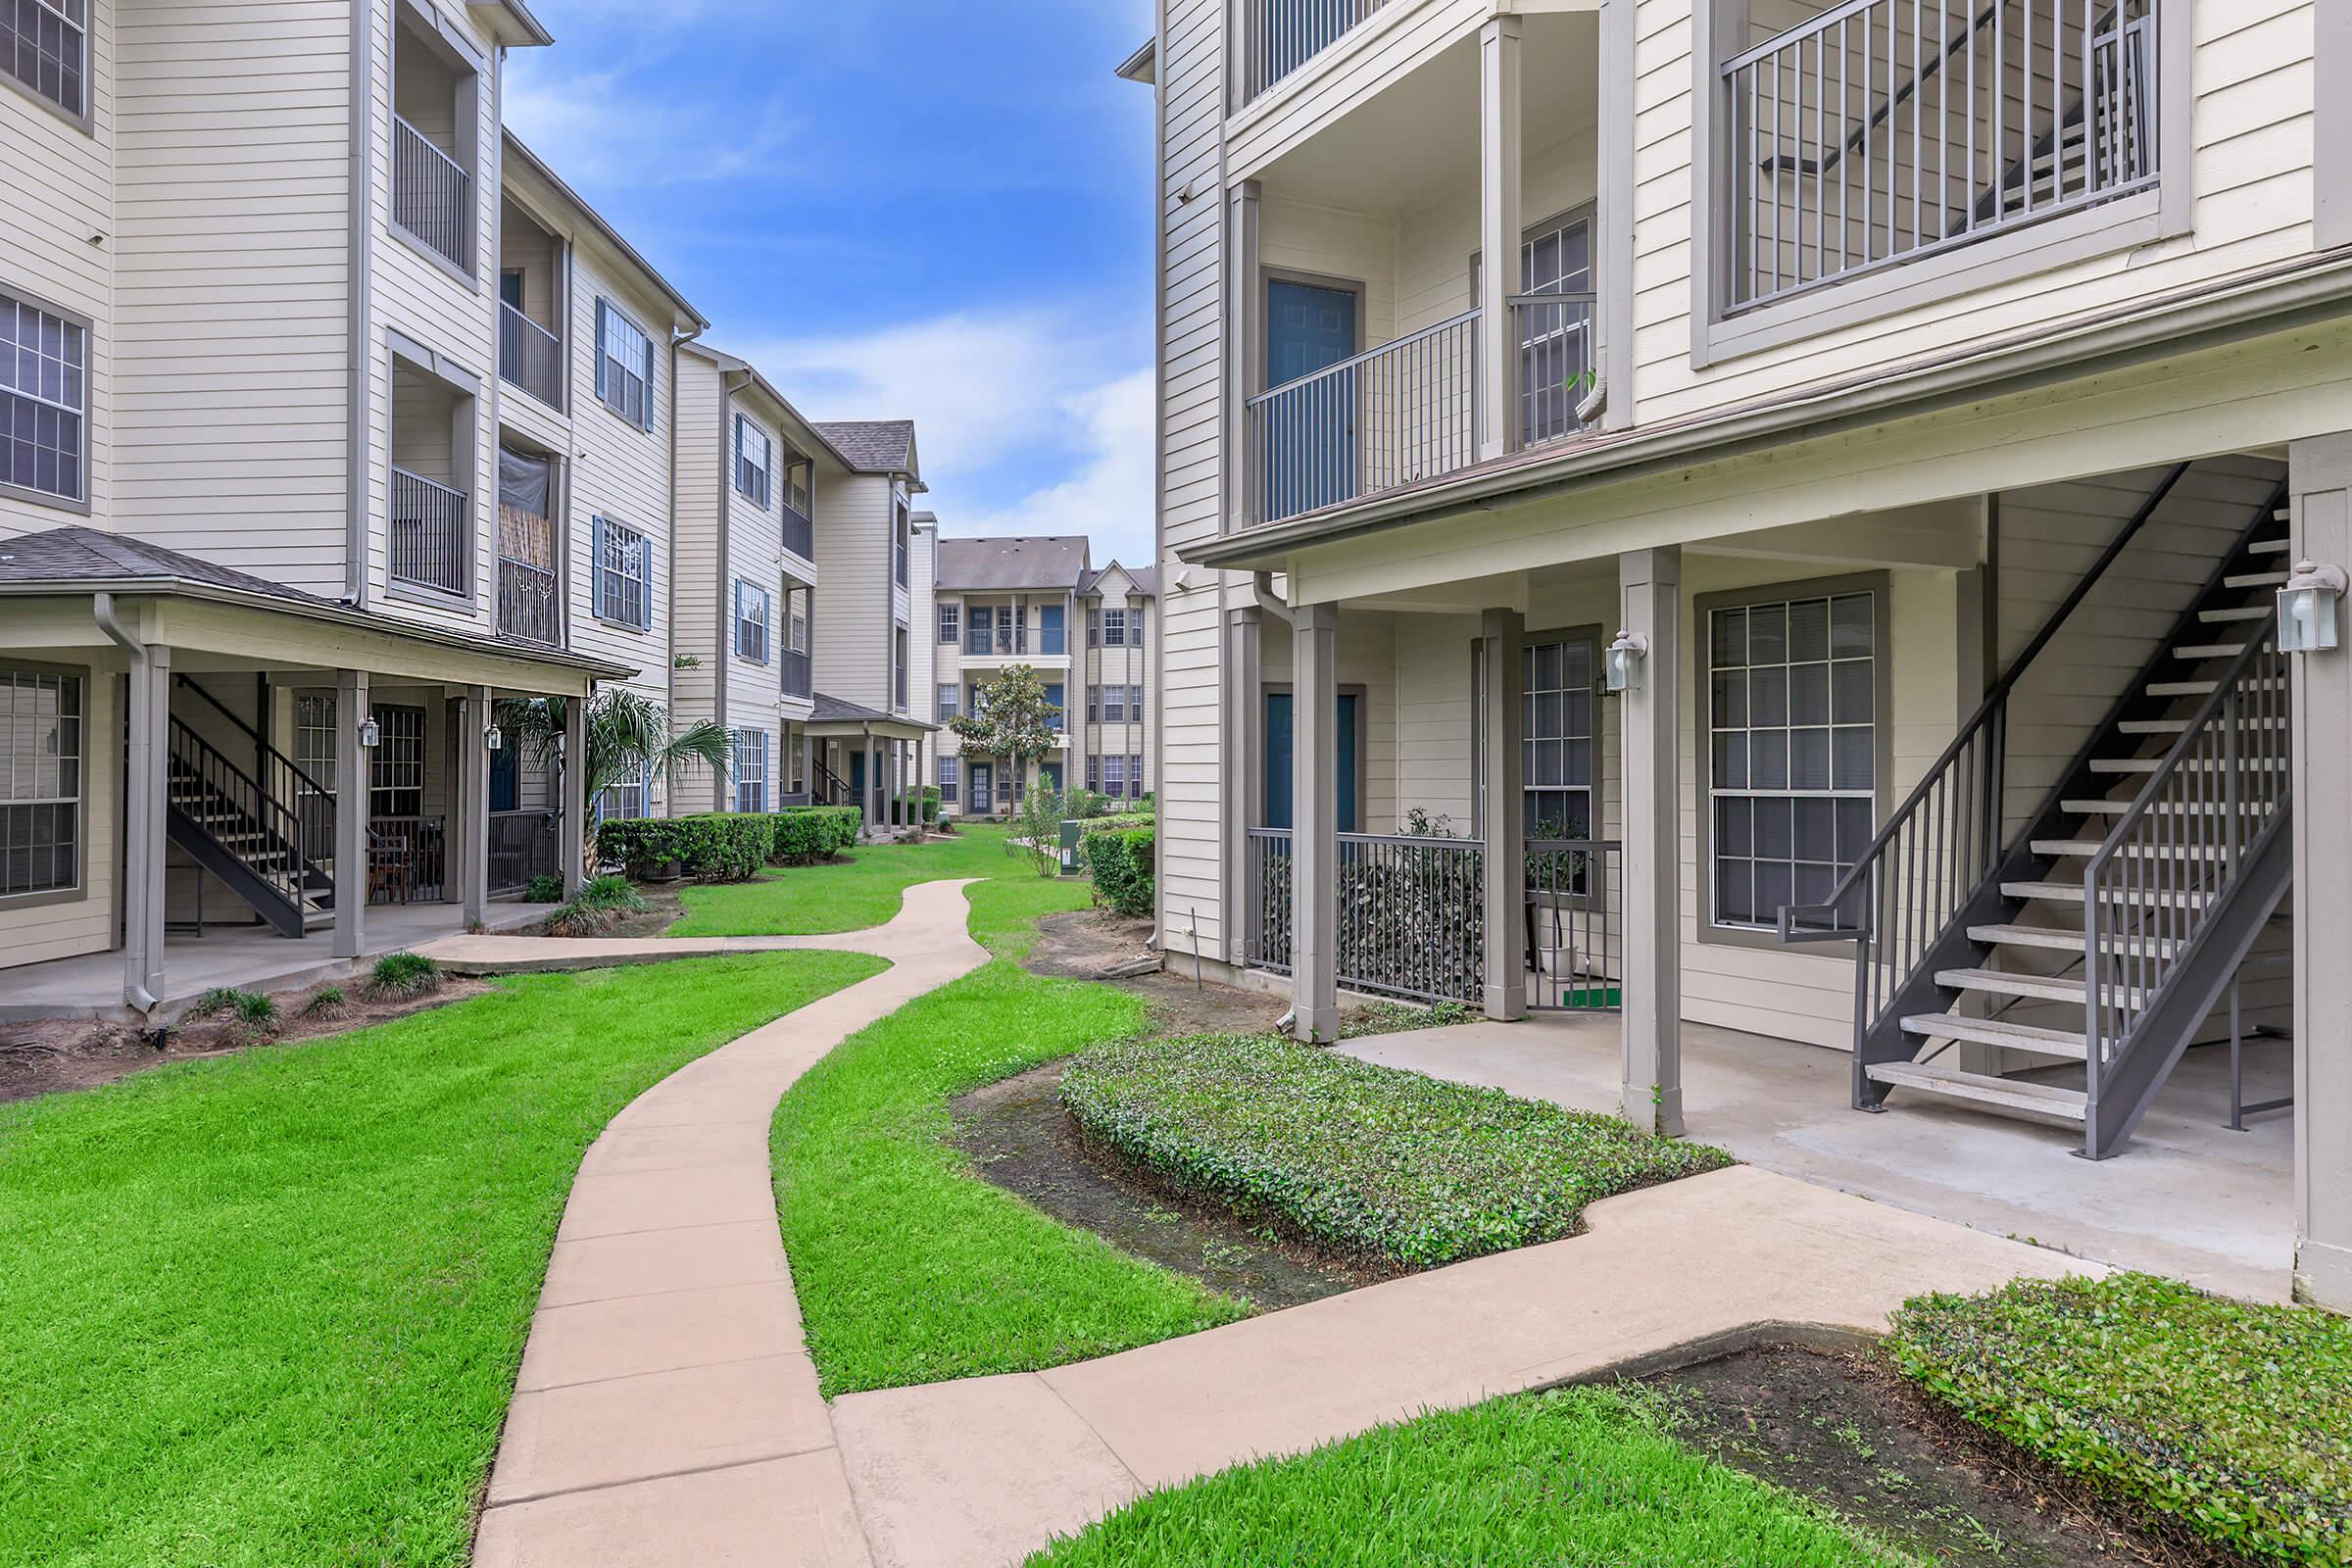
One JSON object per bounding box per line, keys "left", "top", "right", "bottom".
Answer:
{"left": 505, "top": 0, "right": 1160, "bottom": 566}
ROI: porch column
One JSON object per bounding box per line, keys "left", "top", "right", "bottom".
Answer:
{"left": 863, "top": 728, "right": 879, "bottom": 826}
{"left": 801, "top": 729, "right": 814, "bottom": 806}
{"left": 1477, "top": 13, "right": 1523, "bottom": 463}
{"left": 2290, "top": 434, "right": 2352, "bottom": 1311}
{"left": 1480, "top": 609, "right": 1527, "bottom": 1020}
{"left": 122, "top": 639, "right": 170, "bottom": 1009}
{"left": 1620, "top": 547, "right": 1684, "bottom": 1137}
{"left": 1292, "top": 602, "right": 1342, "bottom": 1042}
{"left": 332, "top": 669, "right": 370, "bottom": 958}
{"left": 560, "top": 692, "right": 588, "bottom": 896}
{"left": 459, "top": 684, "right": 491, "bottom": 925}
{"left": 1225, "top": 179, "right": 1263, "bottom": 532}
{"left": 1227, "top": 606, "right": 1266, "bottom": 968}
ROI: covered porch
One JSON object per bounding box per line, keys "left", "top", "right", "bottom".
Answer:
{"left": 807, "top": 694, "right": 937, "bottom": 834}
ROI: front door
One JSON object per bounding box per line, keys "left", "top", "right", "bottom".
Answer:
{"left": 1040, "top": 761, "right": 1063, "bottom": 794}
{"left": 1264, "top": 278, "right": 1358, "bottom": 517}
{"left": 1262, "top": 691, "right": 1357, "bottom": 835}
{"left": 969, "top": 763, "right": 994, "bottom": 815}
{"left": 849, "top": 749, "right": 866, "bottom": 798}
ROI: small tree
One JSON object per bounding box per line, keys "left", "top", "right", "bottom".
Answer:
{"left": 499, "top": 689, "right": 730, "bottom": 869}
{"left": 1007, "top": 784, "right": 1068, "bottom": 877}
{"left": 948, "top": 663, "right": 1060, "bottom": 810}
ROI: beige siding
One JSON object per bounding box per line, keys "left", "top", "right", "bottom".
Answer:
{"left": 666, "top": 350, "right": 723, "bottom": 814}
{"left": 810, "top": 472, "right": 896, "bottom": 710}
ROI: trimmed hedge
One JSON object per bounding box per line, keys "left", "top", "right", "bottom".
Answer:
{"left": 1086, "top": 825, "right": 1154, "bottom": 917}
{"left": 771, "top": 806, "right": 863, "bottom": 866}
{"left": 598, "top": 807, "right": 861, "bottom": 882}
{"left": 1059, "top": 1032, "right": 1732, "bottom": 1269}
{"left": 1886, "top": 1273, "right": 2351, "bottom": 1565}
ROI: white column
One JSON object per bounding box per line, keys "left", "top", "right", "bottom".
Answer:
{"left": 459, "top": 684, "right": 491, "bottom": 925}
{"left": 1620, "top": 547, "right": 1684, "bottom": 1136}
{"left": 1477, "top": 14, "right": 1523, "bottom": 463}
{"left": 1481, "top": 609, "right": 1527, "bottom": 1020}
{"left": 1227, "top": 606, "right": 1266, "bottom": 968}
{"left": 333, "top": 669, "right": 370, "bottom": 957}
{"left": 2291, "top": 434, "right": 2352, "bottom": 1311}
{"left": 122, "top": 641, "right": 170, "bottom": 1008}
{"left": 560, "top": 692, "right": 589, "bottom": 896}
{"left": 1226, "top": 179, "right": 1263, "bottom": 532}
{"left": 1292, "top": 602, "right": 1341, "bottom": 1042}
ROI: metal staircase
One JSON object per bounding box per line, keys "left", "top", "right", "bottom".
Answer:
{"left": 166, "top": 696, "right": 335, "bottom": 939}
{"left": 1782, "top": 467, "right": 2294, "bottom": 1157}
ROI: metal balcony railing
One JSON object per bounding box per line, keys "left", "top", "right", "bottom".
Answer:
{"left": 781, "top": 500, "right": 814, "bottom": 562}
{"left": 499, "top": 302, "right": 563, "bottom": 408}
{"left": 392, "top": 115, "right": 470, "bottom": 270}
{"left": 1245, "top": 0, "right": 1390, "bottom": 102}
{"left": 1510, "top": 293, "right": 1597, "bottom": 451}
{"left": 496, "top": 555, "right": 560, "bottom": 645}
{"left": 390, "top": 466, "right": 469, "bottom": 597}
{"left": 965, "top": 622, "right": 1028, "bottom": 657}
{"left": 1247, "top": 308, "right": 1480, "bottom": 526}
{"left": 781, "top": 648, "right": 813, "bottom": 699}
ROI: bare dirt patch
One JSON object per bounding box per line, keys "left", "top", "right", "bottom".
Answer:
{"left": 1642, "top": 1346, "right": 2236, "bottom": 1568}
{"left": 0, "top": 977, "right": 491, "bottom": 1106}
{"left": 1026, "top": 907, "right": 1292, "bottom": 1038}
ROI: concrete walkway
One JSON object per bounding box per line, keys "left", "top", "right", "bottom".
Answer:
{"left": 469, "top": 878, "right": 987, "bottom": 1568}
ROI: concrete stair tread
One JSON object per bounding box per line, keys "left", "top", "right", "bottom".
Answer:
{"left": 2030, "top": 837, "right": 2228, "bottom": 859}
{"left": 1898, "top": 1010, "right": 2089, "bottom": 1060}
{"left": 2001, "top": 879, "right": 2211, "bottom": 907}
{"left": 1866, "top": 1061, "right": 2088, "bottom": 1123}
{"left": 1968, "top": 922, "right": 2177, "bottom": 957}
{"left": 1935, "top": 965, "right": 2107, "bottom": 1004}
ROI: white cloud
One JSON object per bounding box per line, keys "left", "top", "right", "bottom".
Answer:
{"left": 502, "top": 64, "right": 799, "bottom": 190}
{"left": 960, "top": 369, "right": 1154, "bottom": 565}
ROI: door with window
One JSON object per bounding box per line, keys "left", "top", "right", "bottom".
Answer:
{"left": 1262, "top": 691, "right": 1358, "bottom": 835}
{"left": 969, "top": 762, "right": 994, "bottom": 815}
{"left": 1518, "top": 216, "right": 1593, "bottom": 448}
{"left": 1264, "top": 279, "right": 1358, "bottom": 517}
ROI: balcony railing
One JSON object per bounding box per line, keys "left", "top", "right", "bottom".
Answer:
{"left": 1248, "top": 308, "right": 1480, "bottom": 526}
{"left": 489, "top": 810, "right": 559, "bottom": 896}
{"left": 1511, "top": 293, "right": 1597, "bottom": 450}
{"left": 1245, "top": 0, "right": 1390, "bottom": 102}
{"left": 781, "top": 648, "right": 813, "bottom": 699}
{"left": 498, "top": 302, "right": 563, "bottom": 409}
{"left": 391, "top": 114, "right": 470, "bottom": 271}
{"left": 966, "top": 623, "right": 1028, "bottom": 657}
{"left": 496, "top": 555, "right": 560, "bottom": 645}
{"left": 1722, "top": 0, "right": 2157, "bottom": 311}
{"left": 781, "top": 500, "right": 814, "bottom": 562}
{"left": 390, "top": 466, "right": 469, "bottom": 597}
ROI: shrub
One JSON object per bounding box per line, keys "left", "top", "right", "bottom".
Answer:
{"left": 521, "top": 873, "right": 564, "bottom": 904}
{"left": 544, "top": 875, "right": 651, "bottom": 938}
{"left": 1886, "top": 1273, "right": 2352, "bottom": 1565}
{"left": 597, "top": 813, "right": 776, "bottom": 882}
{"left": 1086, "top": 826, "right": 1154, "bottom": 916}
{"left": 364, "top": 951, "right": 443, "bottom": 1001}
{"left": 303, "top": 985, "right": 348, "bottom": 1019}
{"left": 187, "top": 987, "right": 245, "bottom": 1020}
{"left": 1059, "top": 1031, "right": 1732, "bottom": 1269}
{"left": 768, "top": 806, "right": 862, "bottom": 866}
{"left": 1007, "top": 786, "right": 1070, "bottom": 877}
{"left": 920, "top": 785, "right": 942, "bottom": 826}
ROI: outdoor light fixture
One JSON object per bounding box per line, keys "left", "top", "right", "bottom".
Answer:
{"left": 359, "top": 714, "right": 381, "bottom": 749}
{"left": 1604, "top": 630, "right": 1649, "bottom": 695}
{"left": 484, "top": 724, "right": 504, "bottom": 752}
{"left": 2277, "top": 562, "right": 2347, "bottom": 655}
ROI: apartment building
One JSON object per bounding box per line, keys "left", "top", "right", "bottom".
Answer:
{"left": 931, "top": 536, "right": 1157, "bottom": 815}
{"left": 1126, "top": 1, "right": 2352, "bottom": 1308}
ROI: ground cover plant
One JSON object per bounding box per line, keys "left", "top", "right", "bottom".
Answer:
{"left": 1025, "top": 1385, "right": 1906, "bottom": 1567}
{"left": 1060, "top": 1031, "right": 1734, "bottom": 1269}
{"left": 364, "top": 949, "right": 443, "bottom": 1000}
{"left": 1886, "top": 1272, "right": 2351, "bottom": 1565}
{"left": 542, "top": 873, "right": 650, "bottom": 937}
{"left": 0, "top": 950, "right": 882, "bottom": 1567}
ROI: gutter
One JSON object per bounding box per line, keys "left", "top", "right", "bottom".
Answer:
{"left": 1186, "top": 243, "right": 2352, "bottom": 570}
{"left": 92, "top": 593, "right": 158, "bottom": 1013}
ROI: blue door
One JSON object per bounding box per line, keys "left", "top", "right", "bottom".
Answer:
{"left": 1262, "top": 692, "right": 1357, "bottom": 835}
{"left": 1264, "top": 279, "right": 1357, "bottom": 518}
{"left": 849, "top": 750, "right": 865, "bottom": 797}
{"left": 1039, "top": 605, "right": 1066, "bottom": 655}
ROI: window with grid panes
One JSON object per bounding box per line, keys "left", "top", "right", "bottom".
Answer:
{"left": 0, "top": 667, "right": 80, "bottom": 896}
{"left": 732, "top": 728, "right": 768, "bottom": 813}
{"left": 1, "top": 291, "right": 85, "bottom": 502}
{"left": 3, "top": 0, "right": 85, "bottom": 118}
{"left": 1522, "top": 634, "right": 1594, "bottom": 837}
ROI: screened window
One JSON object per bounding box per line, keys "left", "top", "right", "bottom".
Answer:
{"left": 594, "top": 300, "right": 654, "bottom": 429}
{"left": 939, "top": 603, "right": 959, "bottom": 646}
{"left": 1102, "top": 608, "right": 1127, "bottom": 648}
{"left": 735, "top": 579, "right": 771, "bottom": 663}
{"left": 1523, "top": 634, "right": 1595, "bottom": 838}
{"left": 2, "top": 0, "right": 85, "bottom": 119}
{"left": 1, "top": 291, "right": 85, "bottom": 503}
{"left": 937, "top": 757, "right": 958, "bottom": 803}
{"left": 594, "top": 516, "right": 651, "bottom": 628}
{"left": 733, "top": 728, "right": 768, "bottom": 813}
{"left": 937, "top": 684, "right": 958, "bottom": 720}
{"left": 735, "top": 415, "right": 771, "bottom": 508}
{"left": 1708, "top": 590, "right": 1877, "bottom": 931}
{"left": 598, "top": 756, "right": 645, "bottom": 822}
{"left": 1, "top": 667, "right": 79, "bottom": 897}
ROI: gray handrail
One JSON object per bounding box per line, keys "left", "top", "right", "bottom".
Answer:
{"left": 1246, "top": 307, "right": 1480, "bottom": 407}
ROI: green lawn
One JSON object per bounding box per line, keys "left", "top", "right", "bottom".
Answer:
{"left": 0, "top": 951, "right": 883, "bottom": 1568}
{"left": 668, "top": 824, "right": 1034, "bottom": 936}
{"left": 1026, "top": 1386, "right": 1908, "bottom": 1567}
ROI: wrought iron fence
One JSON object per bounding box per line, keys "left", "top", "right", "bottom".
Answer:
{"left": 1245, "top": 0, "right": 1390, "bottom": 101}
{"left": 1248, "top": 308, "right": 1480, "bottom": 526}
{"left": 498, "top": 302, "right": 563, "bottom": 408}
{"left": 1526, "top": 837, "right": 1623, "bottom": 1011}
{"left": 390, "top": 466, "right": 468, "bottom": 597}
{"left": 1337, "top": 832, "right": 1485, "bottom": 1004}
{"left": 391, "top": 114, "right": 470, "bottom": 270}
{"left": 367, "top": 814, "right": 446, "bottom": 905}
{"left": 489, "top": 810, "right": 559, "bottom": 895}
{"left": 1245, "top": 827, "right": 1294, "bottom": 973}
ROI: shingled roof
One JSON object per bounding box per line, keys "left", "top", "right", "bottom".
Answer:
{"left": 1079, "top": 561, "right": 1158, "bottom": 597}
{"left": 810, "top": 419, "right": 917, "bottom": 474}
{"left": 935, "top": 535, "right": 1091, "bottom": 591}
{"left": 0, "top": 525, "right": 341, "bottom": 607}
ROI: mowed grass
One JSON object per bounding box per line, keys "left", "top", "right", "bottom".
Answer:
{"left": 1026, "top": 1386, "right": 1909, "bottom": 1567}
{"left": 668, "top": 823, "right": 1026, "bottom": 936}
{"left": 0, "top": 951, "right": 884, "bottom": 1568}
{"left": 768, "top": 824, "right": 1249, "bottom": 1396}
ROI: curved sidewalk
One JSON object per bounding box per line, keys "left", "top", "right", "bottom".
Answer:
{"left": 469, "top": 878, "right": 986, "bottom": 1568}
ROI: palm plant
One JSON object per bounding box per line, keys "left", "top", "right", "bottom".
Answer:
{"left": 497, "top": 689, "right": 730, "bottom": 868}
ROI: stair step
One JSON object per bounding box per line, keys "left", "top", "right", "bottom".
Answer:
{"left": 2029, "top": 838, "right": 2228, "bottom": 859}
{"left": 1866, "top": 1061, "right": 2088, "bottom": 1123}
{"left": 2089, "top": 755, "right": 2285, "bottom": 773}
{"left": 2144, "top": 678, "right": 2285, "bottom": 697}
{"left": 1936, "top": 966, "right": 2102, "bottom": 1004}
{"left": 2064, "top": 797, "right": 2232, "bottom": 814}
{"left": 1967, "top": 923, "right": 2177, "bottom": 959}
{"left": 2173, "top": 643, "right": 2246, "bottom": 659}
{"left": 1900, "top": 1010, "right": 2090, "bottom": 1060}
{"left": 2249, "top": 534, "right": 2290, "bottom": 554}
{"left": 2118, "top": 718, "right": 2188, "bottom": 734}
{"left": 2198, "top": 606, "right": 2273, "bottom": 624}
{"left": 2002, "top": 879, "right": 2212, "bottom": 907}
{"left": 2225, "top": 571, "right": 2288, "bottom": 589}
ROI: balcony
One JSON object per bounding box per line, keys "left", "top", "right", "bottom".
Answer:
{"left": 1244, "top": 0, "right": 1390, "bottom": 104}
{"left": 781, "top": 649, "right": 813, "bottom": 699}
{"left": 499, "top": 303, "right": 563, "bottom": 409}
{"left": 392, "top": 114, "right": 470, "bottom": 271}
{"left": 1721, "top": 0, "right": 2158, "bottom": 312}
{"left": 781, "top": 498, "right": 813, "bottom": 563}
{"left": 965, "top": 621, "right": 1028, "bottom": 658}
{"left": 390, "top": 467, "right": 469, "bottom": 598}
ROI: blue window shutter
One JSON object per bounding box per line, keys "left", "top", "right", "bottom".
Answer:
{"left": 639, "top": 537, "right": 655, "bottom": 630}
{"left": 594, "top": 300, "right": 610, "bottom": 402}
{"left": 639, "top": 337, "right": 656, "bottom": 431}
{"left": 590, "top": 514, "right": 606, "bottom": 619}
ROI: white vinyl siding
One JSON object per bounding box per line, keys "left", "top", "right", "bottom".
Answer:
{"left": 594, "top": 297, "right": 653, "bottom": 429}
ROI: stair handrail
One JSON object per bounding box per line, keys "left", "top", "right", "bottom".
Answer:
{"left": 168, "top": 716, "right": 324, "bottom": 909}
{"left": 2082, "top": 610, "right": 2288, "bottom": 1118}
{"left": 172, "top": 675, "right": 335, "bottom": 801}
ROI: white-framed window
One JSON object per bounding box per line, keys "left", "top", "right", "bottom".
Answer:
{"left": 965, "top": 682, "right": 988, "bottom": 718}
{"left": 1524, "top": 633, "right": 1595, "bottom": 838}
{"left": 1129, "top": 754, "right": 1144, "bottom": 796}
{"left": 733, "top": 728, "right": 768, "bottom": 813}
{"left": 1707, "top": 589, "right": 1878, "bottom": 931}
{"left": 594, "top": 299, "right": 654, "bottom": 430}
{"left": 1085, "top": 685, "right": 1098, "bottom": 723}
{"left": 735, "top": 415, "right": 771, "bottom": 509}
{"left": 592, "top": 515, "right": 652, "bottom": 629}
{"left": 4, "top": 0, "right": 87, "bottom": 120}
{"left": 787, "top": 594, "right": 808, "bottom": 653}
{"left": 1103, "top": 754, "right": 1126, "bottom": 797}
{"left": 1102, "top": 686, "right": 1126, "bottom": 723}
{"left": 1126, "top": 684, "right": 1144, "bottom": 722}
{"left": 894, "top": 626, "right": 908, "bottom": 710}
{"left": 597, "top": 756, "right": 646, "bottom": 823}
{"left": 0, "top": 291, "right": 86, "bottom": 505}
{"left": 783, "top": 458, "right": 812, "bottom": 517}
{"left": 735, "top": 579, "right": 771, "bottom": 663}
{"left": 939, "top": 603, "right": 959, "bottom": 646}
{"left": 1086, "top": 754, "right": 1100, "bottom": 791}
{"left": 1102, "top": 607, "right": 1128, "bottom": 648}
{"left": 937, "top": 756, "right": 958, "bottom": 803}
{"left": 937, "top": 683, "right": 958, "bottom": 720}
{"left": 0, "top": 666, "right": 80, "bottom": 898}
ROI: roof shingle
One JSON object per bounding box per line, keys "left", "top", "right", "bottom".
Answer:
{"left": 810, "top": 419, "right": 917, "bottom": 474}
{"left": 935, "top": 535, "right": 1091, "bottom": 591}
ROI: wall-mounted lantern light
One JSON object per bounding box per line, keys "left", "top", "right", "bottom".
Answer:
{"left": 1604, "top": 630, "right": 1649, "bottom": 695}
{"left": 359, "top": 714, "right": 381, "bottom": 749}
{"left": 2278, "top": 562, "right": 2347, "bottom": 655}
{"left": 484, "top": 724, "right": 505, "bottom": 752}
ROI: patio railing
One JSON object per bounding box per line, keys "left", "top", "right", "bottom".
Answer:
{"left": 496, "top": 555, "right": 560, "bottom": 645}
{"left": 390, "top": 466, "right": 469, "bottom": 597}
{"left": 498, "top": 302, "right": 564, "bottom": 408}
{"left": 1244, "top": 0, "right": 1390, "bottom": 101}
{"left": 1511, "top": 293, "right": 1597, "bottom": 450}
{"left": 1243, "top": 827, "right": 1487, "bottom": 1004}
{"left": 1248, "top": 308, "right": 1480, "bottom": 526}
{"left": 489, "top": 810, "right": 559, "bottom": 896}
{"left": 392, "top": 114, "right": 471, "bottom": 270}
{"left": 1526, "top": 836, "right": 1623, "bottom": 1011}
{"left": 368, "top": 814, "right": 447, "bottom": 905}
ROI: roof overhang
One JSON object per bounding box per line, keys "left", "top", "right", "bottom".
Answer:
{"left": 1116, "top": 37, "right": 1156, "bottom": 82}
{"left": 468, "top": 0, "right": 554, "bottom": 48}
{"left": 504, "top": 132, "right": 708, "bottom": 334}
{"left": 808, "top": 716, "right": 938, "bottom": 740}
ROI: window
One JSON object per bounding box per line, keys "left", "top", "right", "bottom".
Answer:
{"left": 788, "top": 594, "right": 808, "bottom": 654}
{"left": 4, "top": 0, "right": 86, "bottom": 120}
{"left": 733, "top": 728, "right": 768, "bottom": 813}
{"left": 937, "top": 684, "right": 958, "bottom": 720}
{"left": 1126, "top": 602, "right": 1146, "bottom": 648}
{"left": 1103, "top": 755, "right": 1126, "bottom": 797}
{"left": 939, "top": 603, "right": 959, "bottom": 646}
{"left": 593, "top": 516, "right": 652, "bottom": 629}
{"left": 966, "top": 683, "right": 988, "bottom": 718}
{"left": 1127, "top": 685, "right": 1144, "bottom": 722}
{"left": 598, "top": 757, "right": 646, "bottom": 822}
{"left": 1102, "top": 608, "right": 1128, "bottom": 648}
{"left": 1523, "top": 634, "right": 1595, "bottom": 837}
{"left": 1039, "top": 605, "right": 1065, "bottom": 655}
{"left": 1085, "top": 685, "right": 1098, "bottom": 723}
{"left": 0, "top": 291, "right": 85, "bottom": 505}
{"left": 894, "top": 626, "right": 908, "bottom": 710}
{"left": 1707, "top": 589, "right": 1877, "bottom": 932}
{"left": 893, "top": 494, "right": 909, "bottom": 587}
{"left": 1130, "top": 754, "right": 1144, "bottom": 797}
{"left": 735, "top": 580, "right": 771, "bottom": 663}
{"left": 0, "top": 667, "right": 79, "bottom": 897}
{"left": 1102, "top": 686, "right": 1126, "bottom": 723}
{"left": 1086, "top": 754, "right": 1100, "bottom": 791}
{"left": 735, "top": 415, "right": 771, "bottom": 509}
{"left": 1087, "top": 607, "right": 1100, "bottom": 647}
{"left": 1045, "top": 682, "right": 1064, "bottom": 727}
{"left": 594, "top": 300, "right": 654, "bottom": 430}
{"left": 783, "top": 459, "right": 812, "bottom": 518}
{"left": 369, "top": 706, "right": 426, "bottom": 820}
{"left": 937, "top": 757, "right": 958, "bottom": 803}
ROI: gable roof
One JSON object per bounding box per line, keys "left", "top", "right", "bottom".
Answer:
{"left": 1080, "top": 560, "right": 1158, "bottom": 597}
{"left": 935, "top": 535, "right": 1091, "bottom": 591}
{"left": 810, "top": 419, "right": 918, "bottom": 476}
{"left": 503, "top": 132, "right": 706, "bottom": 333}
{"left": 684, "top": 343, "right": 856, "bottom": 472}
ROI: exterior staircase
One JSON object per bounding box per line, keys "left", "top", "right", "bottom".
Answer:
{"left": 166, "top": 708, "right": 335, "bottom": 939}
{"left": 1782, "top": 466, "right": 2294, "bottom": 1157}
